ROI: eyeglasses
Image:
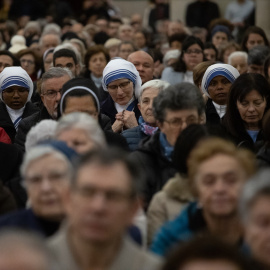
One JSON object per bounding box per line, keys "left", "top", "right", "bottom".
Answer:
{"left": 3, "top": 88, "right": 29, "bottom": 96}
{"left": 164, "top": 117, "right": 198, "bottom": 128}
{"left": 42, "top": 89, "right": 61, "bottom": 99}
{"left": 107, "top": 80, "right": 131, "bottom": 91}
{"left": 20, "top": 59, "right": 35, "bottom": 65}
{"left": 184, "top": 49, "right": 203, "bottom": 55}
{"left": 74, "top": 186, "right": 133, "bottom": 203}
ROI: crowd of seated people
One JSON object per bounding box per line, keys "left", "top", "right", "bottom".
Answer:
{"left": 1, "top": 0, "right": 270, "bottom": 269}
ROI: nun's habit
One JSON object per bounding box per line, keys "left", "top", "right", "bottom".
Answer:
{"left": 0, "top": 67, "right": 39, "bottom": 142}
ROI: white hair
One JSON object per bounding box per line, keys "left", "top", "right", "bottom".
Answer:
{"left": 228, "top": 51, "right": 248, "bottom": 65}
{"left": 20, "top": 146, "right": 73, "bottom": 179}
{"left": 55, "top": 112, "right": 106, "bottom": 150}
{"left": 25, "top": 120, "right": 58, "bottom": 152}
{"left": 163, "top": 49, "right": 181, "bottom": 67}
{"left": 139, "top": 79, "right": 170, "bottom": 102}
{"left": 24, "top": 21, "right": 41, "bottom": 35}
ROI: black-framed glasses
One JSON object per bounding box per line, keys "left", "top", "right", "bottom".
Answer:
{"left": 42, "top": 90, "right": 61, "bottom": 99}
{"left": 107, "top": 80, "right": 131, "bottom": 91}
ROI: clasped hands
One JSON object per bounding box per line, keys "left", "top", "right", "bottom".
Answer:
{"left": 112, "top": 110, "right": 138, "bottom": 133}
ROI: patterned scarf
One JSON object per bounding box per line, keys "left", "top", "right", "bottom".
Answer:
{"left": 139, "top": 116, "right": 158, "bottom": 136}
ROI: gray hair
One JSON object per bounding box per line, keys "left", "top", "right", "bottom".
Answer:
{"left": 55, "top": 112, "right": 106, "bottom": 150}
{"left": 24, "top": 21, "right": 41, "bottom": 35}
{"left": 0, "top": 229, "right": 53, "bottom": 270}
{"left": 248, "top": 45, "right": 270, "bottom": 66}
{"left": 20, "top": 146, "right": 73, "bottom": 181}
{"left": 239, "top": 169, "right": 270, "bottom": 223}
{"left": 228, "top": 51, "right": 248, "bottom": 65}
{"left": 41, "top": 67, "right": 73, "bottom": 93}
{"left": 25, "top": 120, "right": 58, "bottom": 152}
{"left": 42, "top": 23, "right": 61, "bottom": 36}
{"left": 139, "top": 79, "right": 170, "bottom": 102}
{"left": 153, "top": 82, "right": 205, "bottom": 122}
{"left": 39, "top": 33, "right": 61, "bottom": 47}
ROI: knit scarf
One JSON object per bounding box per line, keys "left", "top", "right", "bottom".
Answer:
{"left": 138, "top": 116, "right": 158, "bottom": 136}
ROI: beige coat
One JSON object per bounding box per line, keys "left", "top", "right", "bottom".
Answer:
{"left": 147, "top": 173, "right": 193, "bottom": 246}
{"left": 47, "top": 226, "right": 163, "bottom": 270}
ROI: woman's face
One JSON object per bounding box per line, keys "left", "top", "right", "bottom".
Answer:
{"left": 183, "top": 43, "right": 204, "bottom": 71}
{"left": 88, "top": 52, "right": 107, "bottom": 78}
{"left": 44, "top": 52, "right": 53, "bottom": 72}
{"left": 204, "top": 48, "right": 216, "bottom": 61}
{"left": 107, "top": 78, "right": 134, "bottom": 105}
{"left": 236, "top": 90, "right": 267, "bottom": 129}
{"left": 246, "top": 33, "right": 265, "bottom": 51}
{"left": 20, "top": 53, "right": 35, "bottom": 76}
{"left": 134, "top": 32, "right": 146, "bottom": 49}
{"left": 212, "top": 31, "right": 228, "bottom": 49}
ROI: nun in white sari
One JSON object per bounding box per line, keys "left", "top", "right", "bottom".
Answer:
{"left": 0, "top": 66, "right": 39, "bottom": 142}
{"left": 101, "top": 58, "right": 142, "bottom": 133}
{"left": 201, "top": 63, "right": 240, "bottom": 125}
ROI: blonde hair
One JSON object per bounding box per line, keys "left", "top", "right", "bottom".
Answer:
{"left": 187, "top": 137, "right": 256, "bottom": 196}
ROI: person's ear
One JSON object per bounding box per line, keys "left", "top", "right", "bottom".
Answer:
{"left": 137, "top": 103, "right": 141, "bottom": 111}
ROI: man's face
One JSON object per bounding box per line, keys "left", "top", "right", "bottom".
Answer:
{"left": 118, "top": 44, "right": 135, "bottom": 60}
{"left": 230, "top": 56, "right": 248, "bottom": 74}
{"left": 245, "top": 195, "right": 270, "bottom": 268}
{"left": 40, "top": 34, "right": 60, "bottom": 54}
{"left": 194, "top": 154, "right": 246, "bottom": 218}
{"left": 159, "top": 109, "right": 199, "bottom": 146}
{"left": 41, "top": 75, "right": 70, "bottom": 119}
{"left": 0, "top": 55, "right": 13, "bottom": 73}
{"left": 128, "top": 52, "right": 154, "bottom": 84}
{"left": 207, "top": 75, "right": 232, "bottom": 105}
{"left": 108, "top": 22, "right": 121, "bottom": 37}
{"left": 25, "top": 154, "right": 70, "bottom": 221}
{"left": 118, "top": 26, "right": 134, "bottom": 42}
{"left": 138, "top": 88, "right": 159, "bottom": 125}
{"left": 54, "top": 57, "right": 79, "bottom": 77}
{"left": 167, "top": 22, "right": 185, "bottom": 37}
{"left": 65, "top": 162, "right": 137, "bottom": 244}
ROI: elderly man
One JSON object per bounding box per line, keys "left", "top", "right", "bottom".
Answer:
{"left": 127, "top": 51, "right": 154, "bottom": 84}
{"left": 240, "top": 169, "right": 270, "bottom": 269}
{"left": 0, "top": 144, "right": 76, "bottom": 237}
{"left": 131, "top": 83, "right": 205, "bottom": 207}
{"left": 15, "top": 67, "right": 72, "bottom": 151}
{"left": 39, "top": 33, "right": 61, "bottom": 55}
{"left": 151, "top": 137, "right": 256, "bottom": 256}
{"left": 47, "top": 148, "right": 162, "bottom": 270}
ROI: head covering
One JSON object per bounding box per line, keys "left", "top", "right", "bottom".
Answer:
{"left": 60, "top": 77, "right": 100, "bottom": 114}
{"left": 0, "top": 66, "right": 33, "bottom": 102}
{"left": 102, "top": 58, "right": 142, "bottom": 99}
{"left": 43, "top": 48, "right": 55, "bottom": 62}
{"left": 211, "top": 25, "right": 231, "bottom": 40}
{"left": 8, "top": 35, "right": 27, "bottom": 54}
{"left": 201, "top": 63, "right": 240, "bottom": 98}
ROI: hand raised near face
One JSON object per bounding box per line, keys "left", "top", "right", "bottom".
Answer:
{"left": 115, "top": 110, "right": 138, "bottom": 129}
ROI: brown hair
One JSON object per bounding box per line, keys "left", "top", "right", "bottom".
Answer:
{"left": 84, "top": 45, "right": 110, "bottom": 70}
{"left": 193, "top": 60, "right": 216, "bottom": 88}
{"left": 187, "top": 137, "right": 256, "bottom": 196}
{"left": 218, "top": 41, "right": 241, "bottom": 63}
{"left": 16, "top": 48, "right": 42, "bottom": 72}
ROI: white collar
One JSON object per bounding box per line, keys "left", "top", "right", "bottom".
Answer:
{"left": 212, "top": 101, "right": 226, "bottom": 118}
{"left": 5, "top": 104, "right": 25, "bottom": 123}
{"left": 114, "top": 97, "right": 135, "bottom": 113}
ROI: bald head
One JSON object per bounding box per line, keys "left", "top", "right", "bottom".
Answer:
{"left": 128, "top": 51, "right": 154, "bottom": 84}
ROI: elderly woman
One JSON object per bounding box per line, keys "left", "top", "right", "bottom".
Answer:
{"left": 101, "top": 58, "right": 142, "bottom": 133}
{"left": 0, "top": 144, "right": 76, "bottom": 237}
{"left": 55, "top": 112, "right": 106, "bottom": 154}
{"left": 0, "top": 66, "right": 39, "bottom": 142}
{"left": 151, "top": 137, "right": 255, "bottom": 256}
{"left": 228, "top": 51, "right": 248, "bottom": 75}
{"left": 223, "top": 73, "right": 270, "bottom": 151}
{"left": 122, "top": 79, "right": 169, "bottom": 151}
{"left": 201, "top": 63, "right": 240, "bottom": 125}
